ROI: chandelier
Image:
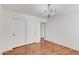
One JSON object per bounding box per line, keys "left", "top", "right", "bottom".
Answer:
{"left": 42, "top": 4, "right": 56, "bottom": 18}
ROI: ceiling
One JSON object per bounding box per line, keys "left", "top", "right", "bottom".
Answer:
{"left": 2, "top": 4, "right": 79, "bottom": 18}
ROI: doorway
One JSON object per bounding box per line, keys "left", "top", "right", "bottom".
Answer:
{"left": 41, "top": 22, "right": 46, "bottom": 39}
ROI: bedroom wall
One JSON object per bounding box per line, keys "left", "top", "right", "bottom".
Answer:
{"left": 46, "top": 5, "right": 79, "bottom": 50}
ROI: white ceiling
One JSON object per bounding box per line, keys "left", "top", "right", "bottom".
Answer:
{"left": 2, "top": 4, "right": 79, "bottom": 18}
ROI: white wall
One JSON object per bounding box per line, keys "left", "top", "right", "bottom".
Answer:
{"left": 0, "top": 6, "right": 4, "bottom": 54}
{"left": 46, "top": 5, "right": 79, "bottom": 50}
{"left": 0, "top": 6, "right": 9, "bottom": 54}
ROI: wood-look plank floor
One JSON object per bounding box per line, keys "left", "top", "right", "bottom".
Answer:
{"left": 3, "top": 40, "right": 79, "bottom": 55}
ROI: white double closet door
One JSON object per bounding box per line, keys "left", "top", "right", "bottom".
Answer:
{"left": 9, "top": 18, "right": 40, "bottom": 49}
{"left": 26, "top": 19, "right": 40, "bottom": 44}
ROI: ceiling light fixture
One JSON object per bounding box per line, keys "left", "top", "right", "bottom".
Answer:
{"left": 42, "top": 4, "right": 56, "bottom": 18}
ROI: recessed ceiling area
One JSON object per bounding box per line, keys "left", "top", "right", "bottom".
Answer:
{"left": 2, "top": 4, "right": 79, "bottom": 18}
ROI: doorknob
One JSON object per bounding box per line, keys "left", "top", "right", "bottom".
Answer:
{"left": 12, "top": 33, "right": 15, "bottom": 36}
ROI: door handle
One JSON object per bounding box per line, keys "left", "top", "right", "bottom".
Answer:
{"left": 12, "top": 33, "right": 15, "bottom": 36}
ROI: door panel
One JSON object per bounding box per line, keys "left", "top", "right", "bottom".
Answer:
{"left": 26, "top": 19, "right": 40, "bottom": 44}
{"left": 10, "top": 19, "right": 26, "bottom": 48}
{"left": 14, "top": 19, "right": 25, "bottom": 47}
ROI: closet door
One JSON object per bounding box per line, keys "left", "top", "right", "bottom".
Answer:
{"left": 26, "top": 19, "right": 40, "bottom": 44}
{"left": 9, "top": 18, "right": 26, "bottom": 48}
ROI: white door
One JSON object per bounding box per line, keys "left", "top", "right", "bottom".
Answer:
{"left": 26, "top": 19, "right": 40, "bottom": 44}
{"left": 9, "top": 19, "right": 26, "bottom": 48}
